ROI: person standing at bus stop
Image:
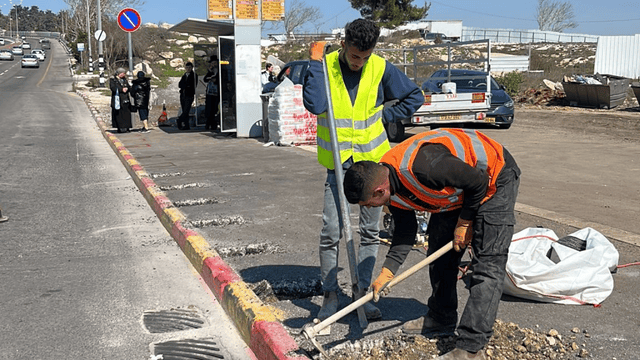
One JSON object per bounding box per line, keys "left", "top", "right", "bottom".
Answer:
{"left": 131, "top": 71, "right": 151, "bottom": 133}
{"left": 302, "top": 18, "right": 424, "bottom": 321}
{"left": 110, "top": 68, "right": 132, "bottom": 133}
{"left": 177, "top": 62, "right": 197, "bottom": 130}
{"left": 203, "top": 57, "right": 221, "bottom": 131}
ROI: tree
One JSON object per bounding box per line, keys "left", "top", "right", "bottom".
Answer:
{"left": 283, "top": 0, "right": 322, "bottom": 35}
{"left": 536, "top": 0, "right": 577, "bottom": 32}
{"left": 348, "top": 0, "right": 430, "bottom": 28}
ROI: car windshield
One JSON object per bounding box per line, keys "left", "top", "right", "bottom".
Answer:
{"left": 440, "top": 74, "right": 501, "bottom": 90}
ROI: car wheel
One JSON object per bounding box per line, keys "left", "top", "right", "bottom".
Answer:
{"left": 385, "top": 121, "right": 405, "bottom": 142}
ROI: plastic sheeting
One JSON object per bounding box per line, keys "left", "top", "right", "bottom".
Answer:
{"left": 504, "top": 227, "right": 619, "bottom": 305}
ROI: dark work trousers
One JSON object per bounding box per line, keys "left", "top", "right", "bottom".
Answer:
{"left": 205, "top": 94, "right": 220, "bottom": 130}
{"left": 426, "top": 153, "right": 521, "bottom": 353}
{"left": 178, "top": 92, "right": 194, "bottom": 129}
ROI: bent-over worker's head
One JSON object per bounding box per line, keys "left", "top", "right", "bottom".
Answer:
{"left": 344, "top": 161, "right": 390, "bottom": 208}
{"left": 341, "top": 18, "right": 380, "bottom": 72}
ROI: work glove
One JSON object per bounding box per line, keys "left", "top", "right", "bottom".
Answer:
{"left": 453, "top": 218, "right": 473, "bottom": 252}
{"left": 309, "top": 41, "right": 329, "bottom": 61}
{"left": 371, "top": 267, "right": 394, "bottom": 302}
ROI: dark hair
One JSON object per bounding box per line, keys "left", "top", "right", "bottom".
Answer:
{"left": 266, "top": 62, "right": 272, "bottom": 69}
{"left": 137, "top": 71, "right": 145, "bottom": 79}
{"left": 344, "top": 161, "right": 383, "bottom": 204}
{"left": 344, "top": 18, "right": 380, "bottom": 52}
{"left": 185, "top": 62, "right": 193, "bottom": 67}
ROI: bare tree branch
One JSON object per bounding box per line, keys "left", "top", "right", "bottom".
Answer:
{"left": 283, "top": 0, "right": 322, "bottom": 34}
{"left": 537, "top": 0, "right": 577, "bottom": 33}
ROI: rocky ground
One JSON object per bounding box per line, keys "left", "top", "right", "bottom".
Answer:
{"left": 319, "top": 320, "right": 590, "bottom": 360}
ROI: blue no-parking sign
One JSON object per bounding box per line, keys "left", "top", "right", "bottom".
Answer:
{"left": 117, "top": 8, "right": 141, "bottom": 33}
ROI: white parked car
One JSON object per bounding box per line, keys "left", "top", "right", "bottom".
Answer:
{"left": 31, "top": 49, "right": 45, "bottom": 61}
{"left": 21, "top": 54, "right": 39, "bottom": 68}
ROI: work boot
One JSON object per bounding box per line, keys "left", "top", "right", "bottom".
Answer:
{"left": 363, "top": 301, "right": 382, "bottom": 320}
{"left": 317, "top": 291, "right": 338, "bottom": 320}
{"left": 436, "top": 348, "right": 487, "bottom": 359}
{"left": 402, "top": 315, "right": 456, "bottom": 335}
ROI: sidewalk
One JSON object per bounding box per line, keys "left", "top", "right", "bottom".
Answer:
{"left": 76, "top": 89, "right": 640, "bottom": 360}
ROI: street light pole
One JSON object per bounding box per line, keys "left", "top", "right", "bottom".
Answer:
{"left": 97, "top": 0, "right": 104, "bottom": 87}
{"left": 86, "top": 0, "right": 93, "bottom": 73}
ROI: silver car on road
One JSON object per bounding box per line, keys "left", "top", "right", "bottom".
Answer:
{"left": 0, "top": 49, "right": 14, "bottom": 61}
{"left": 21, "top": 54, "right": 39, "bottom": 68}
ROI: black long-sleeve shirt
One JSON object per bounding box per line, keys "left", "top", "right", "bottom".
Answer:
{"left": 381, "top": 143, "right": 515, "bottom": 273}
{"left": 179, "top": 71, "right": 197, "bottom": 97}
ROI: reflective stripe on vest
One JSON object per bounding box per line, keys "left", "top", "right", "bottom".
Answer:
{"left": 383, "top": 129, "right": 505, "bottom": 212}
{"left": 316, "top": 51, "right": 390, "bottom": 169}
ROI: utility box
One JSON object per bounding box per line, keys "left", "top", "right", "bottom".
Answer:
{"left": 562, "top": 74, "right": 629, "bottom": 109}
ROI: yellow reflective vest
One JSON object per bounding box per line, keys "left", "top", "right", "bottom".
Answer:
{"left": 316, "top": 51, "right": 390, "bottom": 170}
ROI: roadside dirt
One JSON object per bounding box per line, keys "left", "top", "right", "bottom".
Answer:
{"left": 514, "top": 104, "right": 640, "bottom": 144}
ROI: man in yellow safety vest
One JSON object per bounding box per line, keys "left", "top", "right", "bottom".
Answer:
{"left": 303, "top": 18, "right": 424, "bottom": 321}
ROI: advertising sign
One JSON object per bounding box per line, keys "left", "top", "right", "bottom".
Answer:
{"left": 261, "top": 0, "right": 285, "bottom": 21}
{"left": 236, "top": 0, "right": 259, "bottom": 20}
{"left": 208, "top": 0, "right": 233, "bottom": 20}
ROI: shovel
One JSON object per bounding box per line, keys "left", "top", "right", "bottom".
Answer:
{"left": 302, "top": 241, "right": 454, "bottom": 357}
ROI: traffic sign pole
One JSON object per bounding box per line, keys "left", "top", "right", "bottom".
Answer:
{"left": 117, "top": 8, "right": 141, "bottom": 128}
{"left": 97, "top": 0, "right": 104, "bottom": 87}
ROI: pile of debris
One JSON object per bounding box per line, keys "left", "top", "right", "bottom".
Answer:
{"left": 516, "top": 87, "right": 566, "bottom": 107}
{"left": 325, "top": 320, "right": 589, "bottom": 360}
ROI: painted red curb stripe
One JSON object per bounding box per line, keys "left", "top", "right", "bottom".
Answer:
{"left": 251, "top": 321, "right": 304, "bottom": 360}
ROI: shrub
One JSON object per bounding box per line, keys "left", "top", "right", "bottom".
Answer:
{"left": 494, "top": 72, "right": 525, "bottom": 98}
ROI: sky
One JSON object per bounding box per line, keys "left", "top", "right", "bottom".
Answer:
{"left": 4, "top": 0, "right": 640, "bottom": 36}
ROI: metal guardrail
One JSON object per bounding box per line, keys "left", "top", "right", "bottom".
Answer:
{"left": 462, "top": 27, "right": 598, "bottom": 44}
{"left": 1, "top": 30, "right": 61, "bottom": 39}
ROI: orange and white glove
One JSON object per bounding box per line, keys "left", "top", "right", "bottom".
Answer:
{"left": 309, "top": 41, "right": 329, "bottom": 61}
{"left": 371, "top": 267, "right": 394, "bottom": 302}
{"left": 453, "top": 218, "right": 473, "bottom": 252}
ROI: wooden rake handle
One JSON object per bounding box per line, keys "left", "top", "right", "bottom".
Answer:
{"left": 305, "top": 241, "right": 454, "bottom": 337}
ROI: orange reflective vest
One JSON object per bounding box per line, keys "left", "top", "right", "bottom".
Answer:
{"left": 381, "top": 129, "right": 506, "bottom": 212}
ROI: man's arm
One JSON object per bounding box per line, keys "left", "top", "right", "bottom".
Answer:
{"left": 380, "top": 61, "right": 424, "bottom": 123}
{"left": 302, "top": 60, "right": 328, "bottom": 115}
{"left": 381, "top": 206, "right": 418, "bottom": 274}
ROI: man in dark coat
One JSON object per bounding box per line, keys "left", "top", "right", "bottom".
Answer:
{"left": 177, "top": 62, "right": 197, "bottom": 130}
{"left": 109, "top": 67, "right": 132, "bottom": 133}
{"left": 131, "top": 71, "right": 151, "bottom": 133}
{"left": 203, "top": 58, "right": 220, "bottom": 131}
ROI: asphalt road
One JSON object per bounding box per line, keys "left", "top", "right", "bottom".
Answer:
{"left": 0, "top": 39, "right": 252, "bottom": 360}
